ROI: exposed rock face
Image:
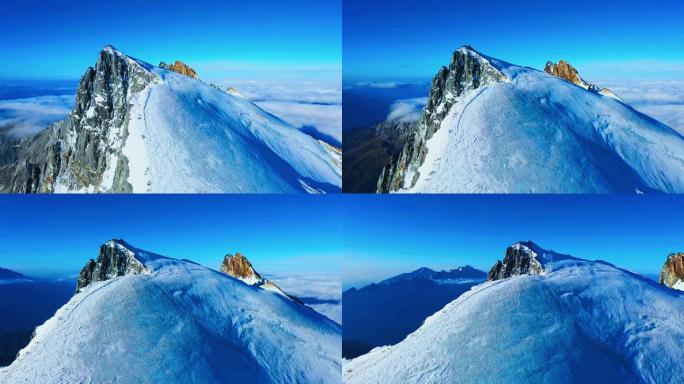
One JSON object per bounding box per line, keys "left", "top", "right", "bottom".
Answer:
{"left": 220, "top": 252, "right": 301, "bottom": 303}
{"left": 544, "top": 60, "right": 619, "bottom": 100}
{"left": 76, "top": 239, "right": 147, "bottom": 292}
{"left": 343, "top": 119, "right": 415, "bottom": 193}
{"left": 0, "top": 45, "right": 157, "bottom": 193}
{"left": 544, "top": 60, "right": 597, "bottom": 90}
{"left": 487, "top": 241, "right": 577, "bottom": 281}
{"left": 488, "top": 242, "right": 545, "bottom": 281}
{"left": 660, "top": 252, "right": 684, "bottom": 290}
{"left": 220, "top": 252, "right": 265, "bottom": 285}
{"left": 159, "top": 60, "right": 198, "bottom": 79}
{"left": 377, "top": 46, "right": 507, "bottom": 192}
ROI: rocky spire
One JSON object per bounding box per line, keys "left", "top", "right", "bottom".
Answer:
{"left": 660, "top": 252, "right": 684, "bottom": 291}
{"left": 220, "top": 252, "right": 265, "bottom": 285}
{"left": 544, "top": 60, "right": 619, "bottom": 100}
{"left": 159, "top": 60, "right": 198, "bottom": 79}
{"left": 76, "top": 239, "right": 149, "bottom": 292}
{"left": 220, "top": 252, "right": 301, "bottom": 303}
{"left": 377, "top": 45, "right": 507, "bottom": 192}
{"left": 487, "top": 241, "right": 575, "bottom": 281}
{"left": 544, "top": 60, "right": 598, "bottom": 91}
{"left": 0, "top": 45, "right": 158, "bottom": 193}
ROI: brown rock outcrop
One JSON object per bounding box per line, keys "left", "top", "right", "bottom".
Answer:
{"left": 159, "top": 60, "right": 198, "bottom": 79}
{"left": 220, "top": 252, "right": 263, "bottom": 283}
{"left": 660, "top": 252, "right": 684, "bottom": 289}
{"left": 544, "top": 60, "right": 585, "bottom": 86}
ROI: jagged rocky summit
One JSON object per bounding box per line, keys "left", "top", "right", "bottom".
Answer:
{"left": 377, "top": 45, "right": 507, "bottom": 192}
{"left": 159, "top": 60, "right": 198, "bottom": 79}
{"left": 76, "top": 239, "right": 161, "bottom": 292}
{"left": 2, "top": 240, "right": 341, "bottom": 383}
{"left": 343, "top": 241, "right": 684, "bottom": 383}
{"left": 220, "top": 252, "right": 299, "bottom": 302}
{"left": 0, "top": 45, "right": 342, "bottom": 193}
{"left": 376, "top": 45, "right": 684, "bottom": 193}
{"left": 660, "top": 252, "right": 684, "bottom": 291}
{"left": 488, "top": 241, "right": 577, "bottom": 280}
{"left": 544, "top": 60, "right": 619, "bottom": 99}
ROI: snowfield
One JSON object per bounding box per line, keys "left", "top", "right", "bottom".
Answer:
{"left": 405, "top": 53, "right": 684, "bottom": 193}
{"left": 121, "top": 59, "right": 341, "bottom": 193}
{"left": 0, "top": 243, "right": 341, "bottom": 383}
{"left": 343, "top": 248, "right": 684, "bottom": 384}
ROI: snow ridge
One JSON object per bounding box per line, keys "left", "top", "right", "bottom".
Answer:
{"left": 1, "top": 241, "right": 341, "bottom": 383}
{"left": 344, "top": 243, "right": 684, "bottom": 384}
{"left": 379, "top": 46, "right": 684, "bottom": 193}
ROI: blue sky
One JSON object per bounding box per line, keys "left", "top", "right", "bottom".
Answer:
{"left": 4, "top": 195, "right": 683, "bottom": 286}
{"left": 0, "top": 195, "right": 343, "bottom": 277}
{"left": 344, "top": 0, "right": 684, "bottom": 82}
{"left": 0, "top": 0, "right": 340, "bottom": 80}
{"left": 341, "top": 195, "right": 684, "bottom": 287}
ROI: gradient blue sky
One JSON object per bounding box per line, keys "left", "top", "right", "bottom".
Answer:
{"left": 0, "top": 195, "right": 343, "bottom": 278}
{"left": 342, "top": 195, "right": 684, "bottom": 287}
{"left": 344, "top": 0, "right": 684, "bottom": 82}
{"left": 0, "top": 0, "right": 340, "bottom": 80}
{"left": 4, "top": 195, "right": 683, "bottom": 286}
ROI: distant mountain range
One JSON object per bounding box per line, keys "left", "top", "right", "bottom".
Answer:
{"left": 344, "top": 241, "right": 684, "bottom": 383}
{"left": 0, "top": 46, "right": 341, "bottom": 193}
{"left": 0, "top": 268, "right": 73, "bottom": 367}
{"left": 0, "top": 268, "right": 27, "bottom": 282}
{"left": 343, "top": 265, "right": 486, "bottom": 358}
{"left": 345, "top": 45, "right": 684, "bottom": 193}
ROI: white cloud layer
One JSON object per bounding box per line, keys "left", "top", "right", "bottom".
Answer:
{"left": 265, "top": 272, "right": 341, "bottom": 324}
{"left": 0, "top": 94, "right": 73, "bottom": 137}
{"left": 213, "top": 80, "right": 341, "bottom": 143}
{"left": 386, "top": 97, "right": 428, "bottom": 123}
{"left": 601, "top": 79, "right": 684, "bottom": 135}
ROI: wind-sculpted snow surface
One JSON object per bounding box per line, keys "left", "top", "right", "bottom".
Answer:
{"left": 0, "top": 242, "right": 341, "bottom": 383}
{"left": 343, "top": 244, "right": 684, "bottom": 384}
{"left": 380, "top": 46, "right": 684, "bottom": 193}
{"left": 123, "top": 64, "right": 341, "bottom": 193}
{"left": 0, "top": 46, "right": 341, "bottom": 193}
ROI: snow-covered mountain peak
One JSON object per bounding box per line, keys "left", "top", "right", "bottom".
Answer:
{"left": 488, "top": 241, "right": 579, "bottom": 280}
{"left": 378, "top": 45, "right": 508, "bottom": 192}
{"left": 344, "top": 245, "right": 684, "bottom": 383}
{"left": 380, "top": 265, "right": 487, "bottom": 285}
{"left": 377, "top": 47, "right": 684, "bottom": 193}
{"left": 660, "top": 252, "right": 684, "bottom": 291}
{"left": 76, "top": 239, "right": 169, "bottom": 292}
{"left": 0, "top": 46, "right": 341, "bottom": 193}
{"left": 2, "top": 243, "right": 341, "bottom": 383}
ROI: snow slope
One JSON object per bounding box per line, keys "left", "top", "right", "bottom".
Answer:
{"left": 405, "top": 49, "right": 684, "bottom": 193}
{"left": 343, "top": 245, "right": 684, "bottom": 384}
{"left": 117, "top": 51, "right": 341, "bottom": 193}
{"left": 0, "top": 242, "right": 341, "bottom": 383}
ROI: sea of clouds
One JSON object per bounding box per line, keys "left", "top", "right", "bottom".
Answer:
{"left": 215, "top": 79, "right": 342, "bottom": 145}
{"left": 265, "top": 272, "right": 341, "bottom": 324}
{"left": 602, "top": 79, "right": 684, "bottom": 135}
{"left": 0, "top": 94, "right": 73, "bottom": 137}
